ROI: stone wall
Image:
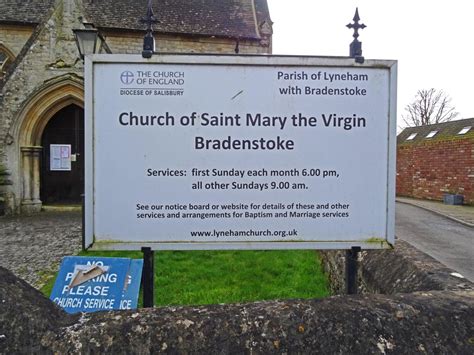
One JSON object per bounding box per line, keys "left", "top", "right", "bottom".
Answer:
{"left": 0, "top": 25, "right": 34, "bottom": 56}
{"left": 1, "top": 236, "right": 473, "bottom": 352}
{"left": 1, "top": 266, "right": 473, "bottom": 354}
{"left": 104, "top": 32, "right": 268, "bottom": 55}
{"left": 0, "top": 161, "right": 10, "bottom": 215}
{"left": 397, "top": 138, "right": 474, "bottom": 204}
{"left": 320, "top": 239, "right": 474, "bottom": 295}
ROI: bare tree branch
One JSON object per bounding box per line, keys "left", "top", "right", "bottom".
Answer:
{"left": 403, "top": 88, "right": 459, "bottom": 127}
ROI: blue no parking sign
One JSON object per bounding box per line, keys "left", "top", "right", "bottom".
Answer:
{"left": 50, "top": 256, "right": 143, "bottom": 314}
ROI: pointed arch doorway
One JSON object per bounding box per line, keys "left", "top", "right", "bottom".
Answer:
{"left": 40, "top": 104, "right": 84, "bottom": 204}
{"left": 14, "top": 75, "right": 84, "bottom": 213}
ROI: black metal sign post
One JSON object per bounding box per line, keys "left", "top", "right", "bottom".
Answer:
{"left": 141, "top": 247, "right": 155, "bottom": 307}
{"left": 139, "top": 0, "right": 158, "bottom": 309}
{"left": 346, "top": 246, "right": 361, "bottom": 294}
{"left": 345, "top": 9, "right": 365, "bottom": 294}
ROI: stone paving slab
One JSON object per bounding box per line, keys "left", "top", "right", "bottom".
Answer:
{"left": 0, "top": 211, "right": 82, "bottom": 289}
{"left": 396, "top": 197, "right": 474, "bottom": 227}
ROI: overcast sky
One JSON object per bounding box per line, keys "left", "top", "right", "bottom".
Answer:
{"left": 267, "top": 0, "right": 474, "bottom": 130}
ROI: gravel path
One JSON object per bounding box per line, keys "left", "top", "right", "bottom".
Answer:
{"left": 0, "top": 211, "right": 82, "bottom": 289}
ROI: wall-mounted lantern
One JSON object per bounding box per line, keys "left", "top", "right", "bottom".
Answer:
{"left": 73, "top": 23, "right": 110, "bottom": 60}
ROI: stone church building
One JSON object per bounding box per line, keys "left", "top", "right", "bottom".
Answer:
{"left": 0, "top": 0, "right": 273, "bottom": 214}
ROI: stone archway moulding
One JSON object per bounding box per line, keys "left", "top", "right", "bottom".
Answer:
{"left": 16, "top": 74, "right": 84, "bottom": 147}
{"left": 13, "top": 74, "right": 84, "bottom": 213}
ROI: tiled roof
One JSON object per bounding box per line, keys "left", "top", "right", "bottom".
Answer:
{"left": 397, "top": 118, "right": 474, "bottom": 145}
{"left": 0, "top": 0, "right": 55, "bottom": 25}
{"left": 0, "top": 1, "right": 269, "bottom": 39}
{"left": 85, "top": 0, "right": 265, "bottom": 39}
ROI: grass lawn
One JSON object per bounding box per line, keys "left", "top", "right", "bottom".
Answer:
{"left": 42, "top": 250, "right": 329, "bottom": 307}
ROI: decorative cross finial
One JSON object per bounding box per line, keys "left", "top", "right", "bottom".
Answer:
{"left": 142, "top": 0, "right": 158, "bottom": 31}
{"left": 346, "top": 8, "right": 366, "bottom": 63}
{"left": 141, "top": 0, "right": 159, "bottom": 58}
{"left": 347, "top": 8, "right": 366, "bottom": 40}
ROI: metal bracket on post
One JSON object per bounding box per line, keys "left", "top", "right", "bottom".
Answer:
{"left": 234, "top": 38, "right": 240, "bottom": 54}
{"left": 141, "top": 247, "right": 155, "bottom": 307}
{"left": 347, "top": 8, "right": 366, "bottom": 64}
{"left": 346, "top": 246, "right": 361, "bottom": 294}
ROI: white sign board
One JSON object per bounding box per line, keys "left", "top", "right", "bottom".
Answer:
{"left": 50, "top": 144, "right": 71, "bottom": 171}
{"left": 85, "top": 55, "right": 397, "bottom": 250}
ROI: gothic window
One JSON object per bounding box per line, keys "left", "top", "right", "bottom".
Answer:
{"left": 0, "top": 45, "right": 14, "bottom": 79}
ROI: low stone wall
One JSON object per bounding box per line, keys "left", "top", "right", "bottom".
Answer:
{"left": 1, "top": 266, "right": 474, "bottom": 354}
{"left": 319, "top": 239, "right": 474, "bottom": 295}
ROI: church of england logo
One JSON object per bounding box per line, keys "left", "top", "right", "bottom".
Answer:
{"left": 120, "top": 71, "right": 134, "bottom": 85}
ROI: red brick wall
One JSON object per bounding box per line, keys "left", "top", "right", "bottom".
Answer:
{"left": 396, "top": 139, "right": 474, "bottom": 205}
